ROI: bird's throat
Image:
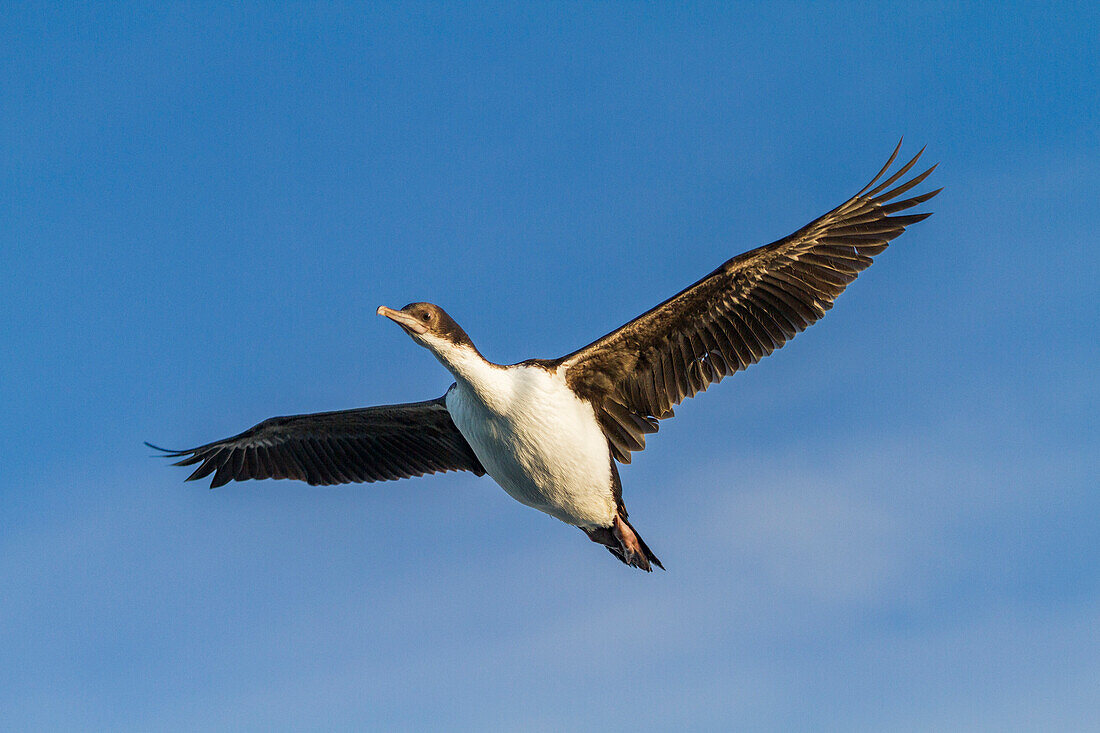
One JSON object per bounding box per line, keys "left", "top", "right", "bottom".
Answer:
{"left": 423, "top": 336, "right": 507, "bottom": 410}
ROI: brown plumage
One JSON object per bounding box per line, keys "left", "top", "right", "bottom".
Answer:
{"left": 556, "top": 141, "right": 941, "bottom": 462}
{"left": 147, "top": 396, "right": 485, "bottom": 488}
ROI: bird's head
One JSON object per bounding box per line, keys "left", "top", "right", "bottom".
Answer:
{"left": 376, "top": 302, "right": 480, "bottom": 370}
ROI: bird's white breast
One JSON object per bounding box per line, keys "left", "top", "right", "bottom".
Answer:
{"left": 445, "top": 364, "right": 615, "bottom": 528}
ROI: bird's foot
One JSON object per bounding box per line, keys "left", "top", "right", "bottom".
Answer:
{"left": 611, "top": 515, "right": 651, "bottom": 572}
{"left": 583, "top": 516, "right": 661, "bottom": 572}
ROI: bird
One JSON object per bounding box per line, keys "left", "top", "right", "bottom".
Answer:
{"left": 149, "top": 142, "right": 939, "bottom": 571}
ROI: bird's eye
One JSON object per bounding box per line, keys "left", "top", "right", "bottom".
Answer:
{"left": 421, "top": 312, "right": 432, "bottom": 321}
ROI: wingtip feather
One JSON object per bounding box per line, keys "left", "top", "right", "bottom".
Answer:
{"left": 145, "top": 440, "right": 188, "bottom": 456}
{"left": 864, "top": 146, "right": 926, "bottom": 199}
{"left": 855, "top": 138, "right": 904, "bottom": 197}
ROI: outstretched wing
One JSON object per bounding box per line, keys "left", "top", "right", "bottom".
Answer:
{"left": 148, "top": 391, "right": 486, "bottom": 488}
{"left": 559, "top": 142, "right": 941, "bottom": 463}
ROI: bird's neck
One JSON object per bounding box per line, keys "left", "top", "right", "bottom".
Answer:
{"left": 427, "top": 337, "right": 510, "bottom": 411}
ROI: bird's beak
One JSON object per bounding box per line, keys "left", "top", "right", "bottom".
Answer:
{"left": 377, "top": 305, "right": 429, "bottom": 335}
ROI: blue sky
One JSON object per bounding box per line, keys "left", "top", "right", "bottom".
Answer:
{"left": 2, "top": 2, "right": 1098, "bottom": 730}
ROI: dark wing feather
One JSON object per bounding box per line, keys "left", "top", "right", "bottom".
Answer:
{"left": 147, "top": 391, "right": 485, "bottom": 488}
{"left": 560, "top": 142, "right": 941, "bottom": 463}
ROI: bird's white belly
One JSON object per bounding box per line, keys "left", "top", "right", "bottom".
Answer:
{"left": 446, "top": 366, "right": 615, "bottom": 528}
